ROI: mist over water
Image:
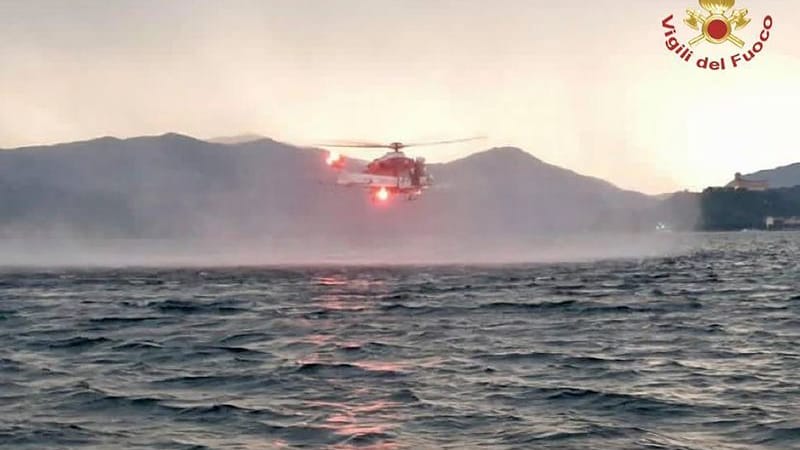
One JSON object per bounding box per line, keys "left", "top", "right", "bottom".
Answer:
{"left": 0, "top": 232, "right": 696, "bottom": 268}
{"left": 0, "top": 134, "right": 700, "bottom": 268}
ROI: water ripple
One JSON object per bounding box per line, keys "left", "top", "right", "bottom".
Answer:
{"left": 1, "top": 233, "right": 799, "bottom": 449}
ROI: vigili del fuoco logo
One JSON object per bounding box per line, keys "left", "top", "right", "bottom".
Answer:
{"left": 662, "top": 0, "right": 773, "bottom": 70}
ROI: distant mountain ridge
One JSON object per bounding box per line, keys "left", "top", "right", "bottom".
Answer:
{"left": 745, "top": 162, "right": 800, "bottom": 189}
{"left": 0, "top": 133, "right": 684, "bottom": 246}
{"left": 207, "top": 134, "right": 269, "bottom": 145}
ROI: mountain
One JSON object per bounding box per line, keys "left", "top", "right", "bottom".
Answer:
{"left": 745, "top": 162, "right": 800, "bottom": 189}
{"left": 425, "top": 147, "right": 656, "bottom": 234}
{"left": 0, "top": 133, "right": 687, "bottom": 262}
{"left": 0, "top": 133, "right": 330, "bottom": 239}
{"left": 207, "top": 134, "right": 268, "bottom": 145}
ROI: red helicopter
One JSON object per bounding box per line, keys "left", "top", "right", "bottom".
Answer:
{"left": 320, "top": 137, "right": 485, "bottom": 202}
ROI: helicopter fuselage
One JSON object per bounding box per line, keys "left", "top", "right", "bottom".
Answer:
{"left": 320, "top": 136, "right": 485, "bottom": 202}
{"left": 366, "top": 151, "right": 415, "bottom": 176}
{"left": 366, "top": 151, "right": 430, "bottom": 190}
{"left": 328, "top": 150, "right": 432, "bottom": 201}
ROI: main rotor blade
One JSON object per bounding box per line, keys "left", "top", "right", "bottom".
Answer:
{"left": 403, "top": 136, "right": 486, "bottom": 148}
{"left": 316, "top": 136, "right": 486, "bottom": 149}
{"left": 315, "top": 140, "right": 390, "bottom": 149}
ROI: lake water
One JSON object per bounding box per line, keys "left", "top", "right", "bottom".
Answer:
{"left": 1, "top": 232, "right": 799, "bottom": 449}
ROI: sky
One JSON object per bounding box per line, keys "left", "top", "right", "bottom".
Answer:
{"left": 1, "top": 0, "right": 799, "bottom": 194}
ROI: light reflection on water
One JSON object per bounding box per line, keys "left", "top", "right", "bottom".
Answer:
{"left": 291, "top": 275, "right": 407, "bottom": 447}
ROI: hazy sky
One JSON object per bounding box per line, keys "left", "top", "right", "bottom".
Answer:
{"left": 1, "top": 0, "right": 799, "bottom": 193}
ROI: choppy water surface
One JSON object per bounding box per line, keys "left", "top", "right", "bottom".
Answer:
{"left": 2, "top": 233, "right": 800, "bottom": 449}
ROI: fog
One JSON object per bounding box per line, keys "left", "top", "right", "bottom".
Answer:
{"left": 0, "top": 233, "right": 697, "bottom": 268}
{"left": 0, "top": 134, "right": 700, "bottom": 268}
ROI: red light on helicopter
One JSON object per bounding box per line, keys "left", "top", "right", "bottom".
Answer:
{"left": 376, "top": 187, "right": 389, "bottom": 202}
{"left": 326, "top": 151, "right": 342, "bottom": 166}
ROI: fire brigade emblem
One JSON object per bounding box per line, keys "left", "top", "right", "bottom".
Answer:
{"left": 684, "top": 0, "right": 751, "bottom": 47}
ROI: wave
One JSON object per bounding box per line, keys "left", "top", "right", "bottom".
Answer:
{"left": 47, "top": 336, "right": 111, "bottom": 349}
{"left": 294, "top": 362, "right": 404, "bottom": 377}
{"left": 146, "top": 299, "right": 248, "bottom": 314}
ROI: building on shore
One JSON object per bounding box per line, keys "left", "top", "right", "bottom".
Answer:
{"left": 726, "top": 173, "right": 769, "bottom": 191}
{"left": 766, "top": 216, "right": 800, "bottom": 230}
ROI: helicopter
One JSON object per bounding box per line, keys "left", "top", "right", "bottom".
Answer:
{"left": 320, "top": 137, "right": 485, "bottom": 202}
